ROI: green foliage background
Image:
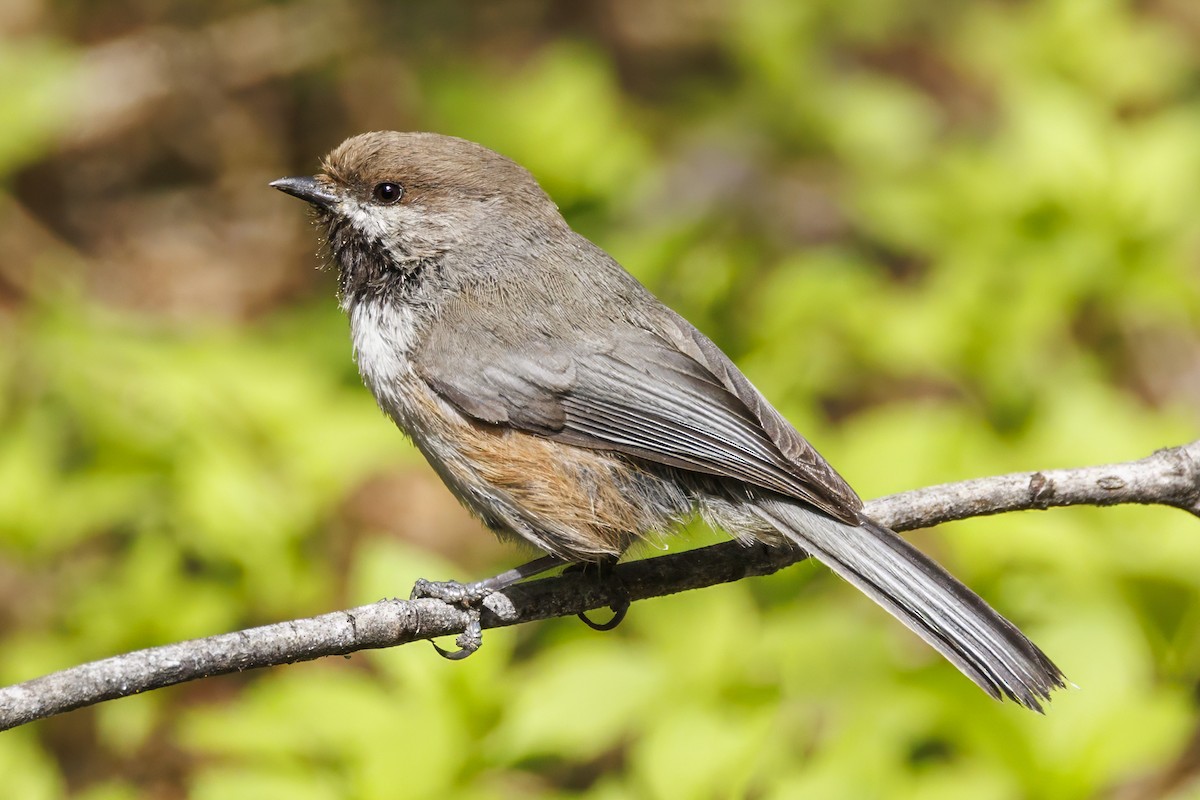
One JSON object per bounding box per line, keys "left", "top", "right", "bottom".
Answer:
{"left": 2, "top": 1, "right": 1199, "bottom": 797}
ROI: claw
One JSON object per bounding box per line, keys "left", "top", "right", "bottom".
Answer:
{"left": 578, "top": 598, "right": 630, "bottom": 631}
{"left": 431, "top": 613, "right": 483, "bottom": 660}
{"left": 566, "top": 557, "right": 631, "bottom": 633}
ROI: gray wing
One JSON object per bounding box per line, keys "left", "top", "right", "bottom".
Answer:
{"left": 417, "top": 303, "right": 863, "bottom": 525}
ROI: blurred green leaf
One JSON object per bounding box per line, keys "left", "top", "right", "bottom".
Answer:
{"left": 3, "top": 2, "right": 1200, "bottom": 797}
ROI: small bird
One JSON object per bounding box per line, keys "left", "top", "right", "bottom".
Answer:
{"left": 272, "top": 131, "right": 1066, "bottom": 710}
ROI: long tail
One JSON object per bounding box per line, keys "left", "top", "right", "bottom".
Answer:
{"left": 753, "top": 501, "right": 1066, "bottom": 711}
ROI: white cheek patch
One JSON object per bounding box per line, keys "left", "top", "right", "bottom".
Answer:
{"left": 341, "top": 199, "right": 394, "bottom": 242}
{"left": 339, "top": 198, "right": 460, "bottom": 264}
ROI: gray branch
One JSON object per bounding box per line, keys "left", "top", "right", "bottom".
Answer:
{"left": 2, "top": 441, "right": 1197, "bottom": 731}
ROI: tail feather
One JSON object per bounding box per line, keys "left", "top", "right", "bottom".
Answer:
{"left": 754, "top": 501, "right": 1066, "bottom": 711}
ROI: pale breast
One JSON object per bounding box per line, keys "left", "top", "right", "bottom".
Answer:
{"left": 348, "top": 297, "right": 424, "bottom": 424}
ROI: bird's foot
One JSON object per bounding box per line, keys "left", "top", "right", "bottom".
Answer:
{"left": 410, "top": 555, "right": 566, "bottom": 660}
{"left": 565, "top": 558, "right": 631, "bottom": 632}
{"left": 410, "top": 577, "right": 495, "bottom": 606}
{"left": 409, "top": 579, "right": 489, "bottom": 660}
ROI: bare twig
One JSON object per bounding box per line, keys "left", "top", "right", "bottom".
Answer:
{"left": 869, "top": 442, "right": 1200, "bottom": 530}
{"left": 1, "top": 441, "right": 1197, "bottom": 731}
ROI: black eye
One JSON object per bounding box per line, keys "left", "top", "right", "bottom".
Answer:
{"left": 372, "top": 182, "right": 403, "bottom": 204}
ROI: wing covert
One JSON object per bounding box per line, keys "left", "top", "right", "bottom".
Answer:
{"left": 417, "top": 306, "right": 863, "bottom": 524}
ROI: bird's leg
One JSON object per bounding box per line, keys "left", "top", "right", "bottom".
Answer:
{"left": 411, "top": 555, "right": 566, "bottom": 659}
{"left": 411, "top": 554, "right": 566, "bottom": 605}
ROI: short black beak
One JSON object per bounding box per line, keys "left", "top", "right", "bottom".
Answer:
{"left": 270, "top": 176, "right": 340, "bottom": 210}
